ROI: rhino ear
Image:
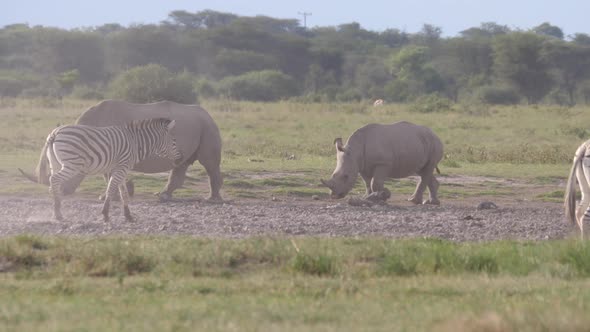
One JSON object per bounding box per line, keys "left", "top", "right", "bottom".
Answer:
{"left": 334, "top": 138, "right": 345, "bottom": 152}
{"left": 167, "top": 120, "right": 176, "bottom": 131}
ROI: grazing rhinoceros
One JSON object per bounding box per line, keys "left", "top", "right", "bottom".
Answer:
{"left": 321, "top": 121, "right": 443, "bottom": 204}
{"left": 19, "top": 100, "right": 223, "bottom": 202}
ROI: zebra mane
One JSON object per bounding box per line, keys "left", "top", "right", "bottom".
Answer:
{"left": 126, "top": 118, "right": 173, "bottom": 129}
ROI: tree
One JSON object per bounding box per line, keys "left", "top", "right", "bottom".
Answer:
{"left": 571, "top": 33, "right": 590, "bottom": 46}
{"left": 218, "top": 70, "right": 298, "bottom": 101}
{"left": 413, "top": 24, "right": 442, "bottom": 46}
{"left": 108, "top": 64, "right": 197, "bottom": 103}
{"left": 533, "top": 22, "right": 564, "bottom": 39}
{"left": 543, "top": 40, "right": 590, "bottom": 105}
{"left": 460, "top": 22, "right": 510, "bottom": 39}
{"left": 165, "top": 10, "right": 238, "bottom": 29}
{"left": 493, "top": 32, "right": 554, "bottom": 104}
{"left": 389, "top": 45, "right": 445, "bottom": 99}
{"left": 32, "top": 29, "right": 105, "bottom": 83}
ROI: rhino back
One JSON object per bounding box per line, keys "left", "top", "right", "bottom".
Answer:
{"left": 355, "top": 121, "right": 442, "bottom": 178}
{"left": 76, "top": 100, "right": 221, "bottom": 173}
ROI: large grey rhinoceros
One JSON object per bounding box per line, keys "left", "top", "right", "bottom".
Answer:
{"left": 321, "top": 121, "right": 443, "bottom": 204}
{"left": 19, "top": 100, "right": 223, "bottom": 202}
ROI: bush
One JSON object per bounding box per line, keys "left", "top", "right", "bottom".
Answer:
{"left": 218, "top": 70, "right": 298, "bottom": 101}
{"left": 383, "top": 79, "right": 411, "bottom": 102}
{"left": 194, "top": 78, "right": 218, "bottom": 99}
{"left": 477, "top": 86, "right": 521, "bottom": 105}
{"left": 108, "top": 64, "right": 197, "bottom": 104}
{"left": 0, "top": 77, "right": 27, "bottom": 97}
{"left": 409, "top": 94, "right": 452, "bottom": 113}
{"left": 70, "top": 85, "right": 104, "bottom": 100}
{"left": 292, "top": 253, "right": 338, "bottom": 276}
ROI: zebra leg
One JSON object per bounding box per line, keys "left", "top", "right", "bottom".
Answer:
{"left": 49, "top": 166, "right": 81, "bottom": 221}
{"left": 99, "top": 173, "right": 121, "bottom": 202}
{"left": 49, "top": 174, "right": 64, "bottom": 221}
{"left": 101, "top": 170, "right": 127, "bottom": 222}
{"left": 158, "top": 162, "right": 190, "bottom": 202}
{"left": 118, "top": 181, "right": 133, "bottom": 222}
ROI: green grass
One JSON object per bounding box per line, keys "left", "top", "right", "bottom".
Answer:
{"left": 1, "top": 97, "right": 585, "bottom": 200}
{"left": 2, "top": 236, "right": 590, "bottom": 331}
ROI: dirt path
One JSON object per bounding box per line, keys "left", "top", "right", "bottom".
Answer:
{"left": 0, "top": 194, "right": 574, "bottom": 241}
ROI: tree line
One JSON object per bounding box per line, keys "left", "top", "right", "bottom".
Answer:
{"left": 2, "top": 9, "right": 590, "bottom": 105}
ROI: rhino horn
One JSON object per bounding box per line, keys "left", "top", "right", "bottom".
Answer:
{"left": 18, "top": 168, "right": 40, "bottom": 184}
{"left": 333, "top": 138, "right": 345, "bottom": 152}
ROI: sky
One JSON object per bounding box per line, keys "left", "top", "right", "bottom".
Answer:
{"left": 2, "top": 0, "right": 590, "bottom": 37}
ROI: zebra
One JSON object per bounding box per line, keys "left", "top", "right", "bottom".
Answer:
{"left": 565, "top": 139, "right": 590, "bottom": 239}
{"left": 33, "top": 118, "right": 182, "bottom": 222}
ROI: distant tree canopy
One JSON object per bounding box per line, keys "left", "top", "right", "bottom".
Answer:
{"left": 1, "top": 11, "right": 590, "bottom": 105}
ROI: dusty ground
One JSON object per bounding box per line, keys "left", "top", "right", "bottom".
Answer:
{"left": 0, "top": 175, "right": 577, "bottom": 241}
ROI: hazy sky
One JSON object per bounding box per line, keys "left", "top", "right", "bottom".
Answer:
{"left": 2, "top": 0, "right": 589, "bottom": 37}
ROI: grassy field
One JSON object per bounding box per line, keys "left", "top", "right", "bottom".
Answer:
{"left": 2, "top": 236, "right": 590, "bottom": 331}
{"left": 1, "top": 98, "right": 589, "bottom": 331}
{"left": 0, "top": 97, "right": 583, "bottom": 199}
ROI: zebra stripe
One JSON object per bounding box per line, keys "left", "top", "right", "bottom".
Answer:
{"left": 43, "top": 118, "right": 182, "bottom": 221}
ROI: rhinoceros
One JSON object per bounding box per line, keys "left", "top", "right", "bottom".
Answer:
{"left": 321, "top": 121, "right": 443, "bottom": 204}
{"left": 19, "top": 100, "right": 223, "bottom": 202}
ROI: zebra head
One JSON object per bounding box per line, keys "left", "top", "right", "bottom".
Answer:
{"left": 155, "top": 119, "right": 183, "bottom": 166}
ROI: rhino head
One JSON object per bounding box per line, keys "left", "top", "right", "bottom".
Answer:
{"left": 321, "top": 137, "right": 359, "bottom": 199}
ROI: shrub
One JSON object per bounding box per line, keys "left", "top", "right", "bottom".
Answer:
{"left": 292, "top": 253, "right": 338, "bottom": 276}
{"left": 218, "top": 70, "right": 298, "bottom": 101}
{"left": 464, "top": 253, "right": 499, "bottom": 274}
{"left": 108, "top": 64, "right": 197, "bottom": 104}
{"left": 194, "top": 78, "right": 217, "bottom": 99}
{"left": 477, "top": 86, "right": 521, "bottom": 105}
{"left": 377, "top": 253, "right": 418, "bottom": 276}
{"left": 409, "top": 94, "right": 453, "bottom": 113}
{"left": 70, "top": 85, "right": 104, "bottom": 100}
{"left": 0, "top": 77, "right": 28, "bottom": 97}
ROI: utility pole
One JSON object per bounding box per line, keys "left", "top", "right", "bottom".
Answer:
{"left": 298, "top": 11, "right": 312, "bottom": 29}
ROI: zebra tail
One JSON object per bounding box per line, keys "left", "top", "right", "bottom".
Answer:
{"left": 565, "top": 150, "right": 583, "bottom": 226}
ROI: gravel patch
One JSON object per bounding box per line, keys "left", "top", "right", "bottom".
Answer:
{"left": 0, "top": 195, "right": 575, "bottom": 241}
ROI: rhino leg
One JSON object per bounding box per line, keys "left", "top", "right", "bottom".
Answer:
{"left": 410, "top": 168, "right": 439, "bottom": 205}
{"left": 370, "top": 167, "right": 390, "bottom": 201}
{"left": 158, "top": 162, "right": 190, "bottom": 201}
{"left": 408, "top": 175, "right": 428, "bottom": 205}
{"left": 424, "top": 176, "right": 440, "bottom": 205}
{"left": 199, "top": 156, "right": 223, "bottom": 202}
{"left": 361, "top": 173, "right": 373, "bottom": 196}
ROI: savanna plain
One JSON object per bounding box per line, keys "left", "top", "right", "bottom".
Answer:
{"left": 1, "top": 98, "right": 590, "bottom": 331}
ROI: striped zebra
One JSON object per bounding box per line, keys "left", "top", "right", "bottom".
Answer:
{"left": 33, "top": 118, "right": 182, "bottom": 222}
{"left": 565, "top": 139, "right": 590, "bottom": 239}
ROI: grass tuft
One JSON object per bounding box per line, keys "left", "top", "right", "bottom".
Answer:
{"left": 292, "top": 253, "right": 338, "bottom": 276}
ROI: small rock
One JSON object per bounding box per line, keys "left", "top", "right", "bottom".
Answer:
{"left": 348, "top": 197, "right": 373, "bottom": 207}
{"left": 311, "top": 195, "right": 320, "bottom": 201}
{"left": 477, "top": 201, "right": 498, "bottom": 210}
